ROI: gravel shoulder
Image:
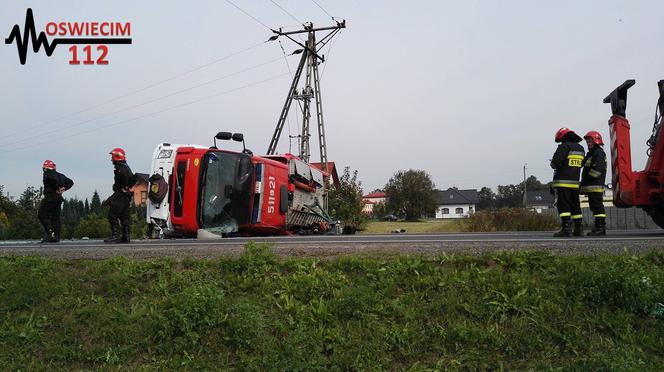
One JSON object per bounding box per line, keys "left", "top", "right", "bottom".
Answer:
{"left": 1, "top": 231, "right": 663, "bottom": 260}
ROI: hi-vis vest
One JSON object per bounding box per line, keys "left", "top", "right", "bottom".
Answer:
{"left": 580, "top": 146, "right": 607, "bottom": 193}
{"left": 551, "top": 141, "right": 585, "bottom": 189}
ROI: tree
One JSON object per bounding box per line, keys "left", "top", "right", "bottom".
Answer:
{"left": 477, "top": 186, "right": 496, "bottom": 211}
{"left": 493, "top": 175, "right": 549, "bottom": 208}
{"left": 9, "top": 186, "right": 43, "bottom": 239}
{"left": 384, "top": 169, "right": 437, "bottom": 221}
{"left": 525, "top": 175, "right": 548, "bottom": 191}
{"left": 17, "top": 186, "right": 42, "bottom": 211}
{"left": 496, "top": 184, "right": 523, "bottom": 208}
{"left": 371, "top": 201, "right": 387, "bottom": 219}
{"left": 0, "top": 211, "right": 8, "bottom": 239}
{"left": 328, "top": 167, "right": 367, "bottom": 230}
{"left": 91, "top": 191, "right": 102, "bottom": 216}
{"left": 62, "top": 197, "right": 87, "bottom": 239}
{"left": 74, "top": 213, "right": 110, "bottom": 239}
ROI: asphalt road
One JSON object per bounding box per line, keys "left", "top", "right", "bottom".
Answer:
{"left": 1, "top": 230, "right": 663, "bottom": 259}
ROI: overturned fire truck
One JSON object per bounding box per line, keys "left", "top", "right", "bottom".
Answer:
{"left": 145, "top": 132, "right": 339, "bottom": 238}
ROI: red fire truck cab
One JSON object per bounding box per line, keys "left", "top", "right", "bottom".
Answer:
{"left": 146, "top": 133, "right": 338, "bottom": 238}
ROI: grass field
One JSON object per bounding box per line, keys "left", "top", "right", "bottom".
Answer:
{"left": 361, "top": 219, "right": 463, "bottom": 234}
{"left": 1, "top": 244, "right": 663, "bottom": 370}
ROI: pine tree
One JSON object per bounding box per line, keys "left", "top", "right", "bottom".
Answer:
{"left": 91, "top": 191, "right": 102, "bottom": 216}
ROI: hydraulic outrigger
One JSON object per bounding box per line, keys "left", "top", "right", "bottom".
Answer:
{"left": 603, "top": 79, "right": 664, "bottom": 227}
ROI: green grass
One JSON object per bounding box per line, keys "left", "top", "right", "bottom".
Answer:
{"left": 1, "top": 244, "right": 664, "bottom": 370}
{"left": 361, "top": 219, "right": 463, "bottom": 234}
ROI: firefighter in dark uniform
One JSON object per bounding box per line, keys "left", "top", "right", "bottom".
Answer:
{"left": 104, "top": 148, "right": 135, "bottom": 243}
{"left": 581, "top": 131, "right": 607, "bottom": 235}
{"left": 550, "top": 127, "right": 585, "bottom": 237}
{"left": 38, "top": 160, "right": 74, "bottom": 243}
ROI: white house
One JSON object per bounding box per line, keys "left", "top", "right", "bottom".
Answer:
{"left": 435, "top": 188, "right": 479, "bottom": 219}
{"left": 525, "top": 191, "right": 555, "bottom": 213}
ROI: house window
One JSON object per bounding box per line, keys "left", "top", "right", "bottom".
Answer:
{"left": 535, "top": 195, "right": 542, "bottom": 201}
{"left": 455, "top": 207, "right": 463, "bottom": 214}
{"left": 140, "top": 191, "right": 147, "bottom": 204}
{"left": 441, "top": 208, "right": 449, "bottom": 214}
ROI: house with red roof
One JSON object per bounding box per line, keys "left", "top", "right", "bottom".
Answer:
{"left": 362, "top": 191, "right": 387, "bottom": 214}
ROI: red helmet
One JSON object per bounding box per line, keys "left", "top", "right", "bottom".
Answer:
{"left": 42, "top": 160, "right": 56, "bottom": 170}
{"left": 555, "top": 127, "right": 571, "bottom": 142}
{"left": 584, "top": 130, "right": 604, "bottom": 145}
{"left": 109, "top": 147, "right": 126, "bottom": 161}
{"left": 555, "top": 127, "right": 582, "bottom": 143}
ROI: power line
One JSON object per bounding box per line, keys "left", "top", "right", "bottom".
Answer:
{"left": 310, "top": 0, "right": 334, "bottom": 19}
{"left": 3, "top": 41, "right": 267, "bottom": 140}
{"left": 320, "top": 29, "right": 342, "bottom": 80}
{"left": 224, "top": 0, "right": 274, "bottom": 30}
{"left": 269, "top": 0, "right": 303, "bottom": 25}
{"left": 1, "top": 55, "right": 288, "bottom": 148}
{"left": 0, "top": 73, "right": 290, "bottom": 154}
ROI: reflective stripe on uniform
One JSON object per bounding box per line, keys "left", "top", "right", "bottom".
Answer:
{"left": 560, "top": 212, "right": 571, "bottom": 217}
{"left": 568, "top": 151, "right": 584, "bottom": 156}
{"left": 580, "top": 185, "right": 604, "bottom": 193}
{"left": 571, "top": 214, "right": 583, "bottom": 219}
{"left": 552, "top": 179, "right": 580, "bottom": 188}
{"left": 588, "top": 169, "right": 602, "bottom": 178}
{"left": 594, "top": 214, "right": 606, "bottom": 217}
{"left": 567, "top": 154, "right": 585, "bottom": 160}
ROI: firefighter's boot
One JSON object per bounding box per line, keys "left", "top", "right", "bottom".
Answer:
{"left": 572, "top": 219, "right": 584, "bottom": 237}
{"left": 120, "top": 225, "right": 131, "bottom": 244}
{"left": 587, "top": 217, "right": 606, "bottom": 236}
{"left": 104, "top": 223, "right": 121, "bottom": 243}
{"left": 553, "top": 218, "right": 572, "bottom": 238}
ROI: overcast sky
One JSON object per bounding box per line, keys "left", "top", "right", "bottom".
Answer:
{"left": 1, "top": 0, "right": 663, "bottom": 200}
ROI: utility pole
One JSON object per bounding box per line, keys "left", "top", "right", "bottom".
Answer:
{"left": 522, "top": 163, "right": 528, "bottom": 208}
{"left": 266, "top": 20, "right": 345, "bottom": 176}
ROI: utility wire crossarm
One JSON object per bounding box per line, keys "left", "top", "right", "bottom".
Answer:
{"left": 265, "top": 20, "right": 346, "bottom": 178}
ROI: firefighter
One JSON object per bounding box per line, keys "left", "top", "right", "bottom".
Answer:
{"left": 38, "top": 160, "right": 74, "bottom": 243}
{"left": 550, "top": 127, "right": 585, "bottom": 237}
{"left": 104, "top": 148, "right": 135, "bottom": 243}
{"left": 581, "top": 131, "right": 608, "bottom": 235}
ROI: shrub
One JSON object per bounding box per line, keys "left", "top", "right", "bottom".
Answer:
{"left": 74, "top": 213, "right": 111, "bottom": 238}
{"left": 462, "top": 208, "right": 558, "bottom": 231}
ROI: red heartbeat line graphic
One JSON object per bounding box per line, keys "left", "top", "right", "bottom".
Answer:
{"left": 5, "top": 8, "right": 132, "bottom": 65}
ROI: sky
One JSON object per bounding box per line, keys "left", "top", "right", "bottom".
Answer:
{"left": 1, "top": 0, "right": 664, "bottom": 200}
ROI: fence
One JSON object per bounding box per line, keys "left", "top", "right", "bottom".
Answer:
{"left": 542, "top": 207, "right": 661, "bottom": 230}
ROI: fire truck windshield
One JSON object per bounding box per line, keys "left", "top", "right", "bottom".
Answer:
{"left": 199, "top": 151, "right": 253, "bottom": 234}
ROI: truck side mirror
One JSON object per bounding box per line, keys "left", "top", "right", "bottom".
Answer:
{"left": 231, "top": 133, "right": 244, "bottom": 142}
{"left": 216, "top": 132, "right": 233, "bottom": 140}
{"left": 213, "top": 132, "right": 233, "bottom": 148}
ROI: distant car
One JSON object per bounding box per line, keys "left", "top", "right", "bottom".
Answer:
{"left": 382, "top": 214, "right": 398, "bottom": 221}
